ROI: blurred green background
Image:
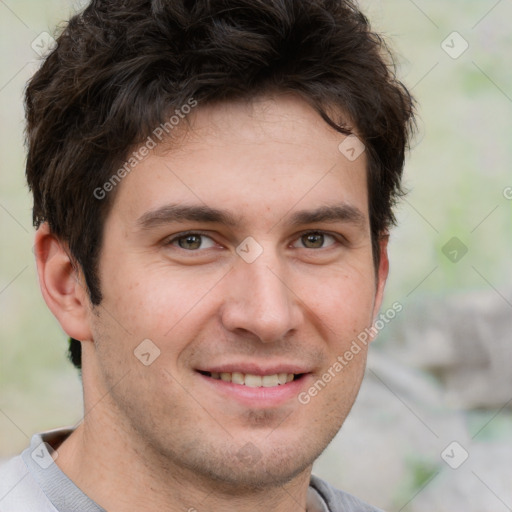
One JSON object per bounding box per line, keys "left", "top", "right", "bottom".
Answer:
{"left": 1, "top": 1, "right": 511, "bottom": 510}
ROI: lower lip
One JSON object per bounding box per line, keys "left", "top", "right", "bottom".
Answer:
{"left": 196, "top": 372, "right": 311, "bottom": 408}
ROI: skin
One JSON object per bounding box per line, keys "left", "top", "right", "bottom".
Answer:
{"left": 35, "top": 93, "right": 389, "bottom": 512}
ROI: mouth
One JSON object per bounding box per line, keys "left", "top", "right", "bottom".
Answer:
{"left": 197, "top": 370, "right": 306, "bottom": 388}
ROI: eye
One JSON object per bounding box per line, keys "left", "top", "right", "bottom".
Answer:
{"left": 168, "top": 233, "right": 217, "bottom": 250}
{"left": 292, "top": 231, "right": 338, "bottom": 249}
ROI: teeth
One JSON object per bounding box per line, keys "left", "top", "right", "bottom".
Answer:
{"left": 207, "top": 372, "right": 297, "bottom": 387}
{"left": 262, "top": 374, "right": 279, "bottom": 387}
{"left": 220, "top": 372, "right": 232, "bottom": 382}
{"left": 231, "top": 372, "right": 244, "bottom": 385}
{"left": 245, "top": 374, "right": 262, "bottom": 387}
{"left": 278, "top": 373, "right": 288, "bottom": 385}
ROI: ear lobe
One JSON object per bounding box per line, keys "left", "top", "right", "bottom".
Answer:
{"left": 34, "top": 223, "right": 93, "bottom": 342}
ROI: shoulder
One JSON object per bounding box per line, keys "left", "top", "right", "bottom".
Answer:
{"left": 310, "top": 474, "right": 385, "bottom": 512}
{"left": 0, "top": 453, "right": 57, "bottom": 512}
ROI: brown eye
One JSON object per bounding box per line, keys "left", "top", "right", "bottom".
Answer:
{"left": 178, "top": 235, "right": 202, "bottom": 250}
{"left": 170, "top": 233, "right": 216, "bottom": 250}
{"left": 292, "top": 231, "right": 337, "bottom": 249}
{"left": 302, "top": 232, "right": 325, "bottom": 248}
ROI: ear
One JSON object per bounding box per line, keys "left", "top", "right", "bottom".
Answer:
{"left": 372, "top": 233, "right": 390, "bottom": 321}
{"left": 34, "top": 223, "right": 93, "bottom": 342}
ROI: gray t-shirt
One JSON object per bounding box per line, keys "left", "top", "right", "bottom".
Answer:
{"left": 0, "top": 429, "right": 383, "bottom": 511}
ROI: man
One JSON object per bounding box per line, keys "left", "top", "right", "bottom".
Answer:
{"left": 0, "top": 0, "right": 414, "bottom": 510}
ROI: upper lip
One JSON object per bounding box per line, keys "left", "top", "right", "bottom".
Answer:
{"left": 196, "top": 362, "right": 311, "bottom": 376}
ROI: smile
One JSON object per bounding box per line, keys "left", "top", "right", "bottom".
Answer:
{"left": 198, "top": 371, "right": 303, "bottom": 387}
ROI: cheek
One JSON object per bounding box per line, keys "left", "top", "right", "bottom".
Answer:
{"left": 296, "top": 264, "right": 376, "bottom": 342}
{"left": 100, "top": 259, "right": 221, "bottom": 337}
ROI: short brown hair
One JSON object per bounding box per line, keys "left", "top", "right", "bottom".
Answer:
{"left": 25, "top": 0, "right": 415, "bottom": 368}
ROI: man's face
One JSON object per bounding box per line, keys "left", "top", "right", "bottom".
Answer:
{"left": 85, "top": 94, "right": 387, "bottom": 488}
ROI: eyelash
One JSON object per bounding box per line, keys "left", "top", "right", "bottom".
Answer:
{"left": 165, "top": 231, "right": 217, "bottom": 250}
{"left": 164, "top": 230, "right": 345, "bottom": 251}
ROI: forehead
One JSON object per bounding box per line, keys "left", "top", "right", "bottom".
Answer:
{"left": 108, "top": 94, "right": 369, "bottom": 230}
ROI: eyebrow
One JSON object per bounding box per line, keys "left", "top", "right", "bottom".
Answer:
{"left": 136, "top": 203, "right": 366, "bottom": 230}
{"left": 136, "top": 204, "right": 241, "bottom": 230}
{"left": 287, "top": 204, "right": 366, "bottom": 227}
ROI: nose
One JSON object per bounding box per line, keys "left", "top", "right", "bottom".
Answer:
{"left": 220, "top": 253, "right": 303, "bottom": 343}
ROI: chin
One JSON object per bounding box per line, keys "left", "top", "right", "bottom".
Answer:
{"left": 171, "top": 431, "right": 328, "bottom": 493}
{"left": 199, "top": 452, "right": 314, "bottom": 492}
